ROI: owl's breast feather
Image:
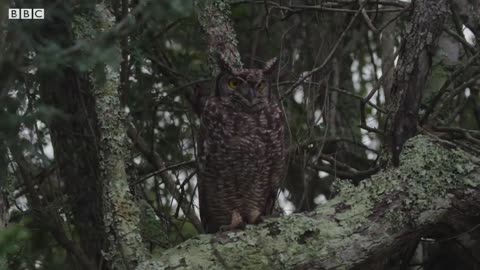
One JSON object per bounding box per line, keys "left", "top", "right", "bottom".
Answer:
{"left": 201, "top": 98, "right": 284, "bottom": 149}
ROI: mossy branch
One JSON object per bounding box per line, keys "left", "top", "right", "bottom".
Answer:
{"left": 136, "top": 135, "right": 480, "bottom": 269}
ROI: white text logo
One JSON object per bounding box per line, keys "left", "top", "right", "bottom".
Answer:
{"left": 8, "top": 9, "right": 44, "bottom": 20}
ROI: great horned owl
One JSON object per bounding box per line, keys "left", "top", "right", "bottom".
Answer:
{"left": 197, "top": 58, "right": 287, "bottom": 233}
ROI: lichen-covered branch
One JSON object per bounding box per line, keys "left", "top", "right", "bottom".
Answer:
{"left": 194, "top": 0, "right": 243, "bottom": 75}
{"left": 386, "top": 0, "right": 449, "bottom": 165}
{"left": 76, "top": 4, "right": 149, "bottom": 269}
{"left": 136, "top": 135, "right": 480, "bottom": 269}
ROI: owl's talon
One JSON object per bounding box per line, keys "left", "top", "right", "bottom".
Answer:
{"left": 255, "top": 216, "right": 265, "bottom": 224}
{"left": 236, "top": 221, "right": 246, "bottom": 230}
{"left": 219, "top": 210, "right": 246, "bottom": 232}
{"left": 218, "top": 225, "right": 230, "bottom": 232}
{"left": 219, "top": 221, "right": 245, "bottom": 232}
{"left": 247, "top": 209, "right": 263, "bottom": 224}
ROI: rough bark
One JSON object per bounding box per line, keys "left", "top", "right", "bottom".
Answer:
{"left": 97, "top": 67, "right": 150, "bottom": 269}
{"left": 83, "top": 4, "right": 150, "bottom": 269}
{"left": 136, "top": 135, "right": 480, "bottom": 269}
{"left": 39, "top": 3, "right": 149, "bottom": 269}
{"left": 387, "top": 0, "right": 449, "bottom": 166}
{"left": 195, "top": 0, "right": 243, "bottom": 75}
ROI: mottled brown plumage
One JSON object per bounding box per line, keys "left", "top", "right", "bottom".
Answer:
{"left": 197, "top": 59, "right": 287, "bottom": 233}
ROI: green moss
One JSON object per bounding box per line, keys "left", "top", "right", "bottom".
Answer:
{"left": 71, "top": 4, "right": 151, "bottom": 269}
{"left": 136, "top": 135, "right": 480, "bottom": 270}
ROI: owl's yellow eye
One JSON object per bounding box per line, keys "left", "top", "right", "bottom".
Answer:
{"left": 257, "top": 81, "right": 266, "bottom": 91}
{"left": 228, "top": 79, "right": 239, "bottom": 89}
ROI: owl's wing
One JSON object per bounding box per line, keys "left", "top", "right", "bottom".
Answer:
{"left": 196, "top": 120, "right": 209, "bottom": 232}
{"left": 185, "top": 83, "right": 210, "bottom": 116}
{"left": 265, "top": 101, "right": 289, "bottom": 216}
{"left": 196, "top": 104, "right": 223, "bottom": 233}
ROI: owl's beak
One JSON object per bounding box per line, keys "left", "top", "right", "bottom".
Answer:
{"left": 245, "top": 88, "right": 256, "bottom": 103}
{"left": 234, "top": 87, "right": 259, "bottom": 107}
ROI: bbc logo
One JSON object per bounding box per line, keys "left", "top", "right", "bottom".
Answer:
{"left": 8, "top": 8, "right": 45, "bottom": 19}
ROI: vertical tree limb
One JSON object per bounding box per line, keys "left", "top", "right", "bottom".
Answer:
{"left": 195, "top": 0, "right": 243, "bottom": 75}
{"left": 86, "top": 4, "right": 150, "bottom": 269}
{"left": 386, "top": 0, "right": 449, "bottom": 166}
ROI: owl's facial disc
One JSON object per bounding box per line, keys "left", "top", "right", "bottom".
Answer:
{"left": 232, "top": 79, "right": 268, "bottom": 107}
{"left": 216, "top": 71, "right": 270, "bottom": 108}
{"left": 234, "top": 81, "right": 266, "bottom": 107}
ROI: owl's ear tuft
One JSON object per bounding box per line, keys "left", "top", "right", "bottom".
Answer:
{"left": 263, "top": 57, "right": 279, "bottom": 75}
{"left": 216, "top": 54, "right": 235, "bottom": 74}
{"left": 185, "top": 83, "right": 210, "bottom": 116}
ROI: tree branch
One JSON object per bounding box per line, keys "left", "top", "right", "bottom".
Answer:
{"left": 450, "top": 0, "right": 480, "bottom": 38}
{"left": 386, "top": 0, "right": 449, "bottom": 166}
{"left": 195, "top": 0, "right": 244, "bottom": 75}
{"left": 127, "top": 123, "right": 203, "bottom": 232}
{"left": 136, "top": 135, "right": 480, "bottom": 269}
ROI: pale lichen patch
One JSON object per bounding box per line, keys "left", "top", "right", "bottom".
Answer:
{"left": 136, "top": 136, "right": 480, "bottom": 269}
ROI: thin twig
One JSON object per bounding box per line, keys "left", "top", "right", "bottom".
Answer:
{"left": 434, "top": 72, "right": 480, "bottom": 119}
{"left": 376, "top": 5, "right": 410, "bottom": 33}
{"left": 281, "top": 3, "right": 366, "bottom": 100}
{"left": 421, "top": 51, "right": 480, "bottom": 123}
{"left": 443, "top": 27, "right": 475, "bottom": 54}
{"left": 127, "top": 122, "right": 203, "bottom": 232}
{"left": 130, "top": 160, "right": 195, "bottom": 187}
{"left": 359, "top": 0, "right": 378, "bottom": 33}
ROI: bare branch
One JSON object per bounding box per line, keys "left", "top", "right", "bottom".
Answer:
{"left": 127, "top": 123, "right": 203, "bottom": 232}
{"left": 281, "top": 3, "right": 365, "bottom": 100}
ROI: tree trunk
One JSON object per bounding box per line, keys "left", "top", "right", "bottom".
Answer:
{"left": 38, "top": 3, "right": 149, "bottom": 269}
{"left": 81, "top": 4, "right": 150, "bottom": 269}
{"left": 386, "top": 0, "right": 448, "bottom": 166}
{"left": 136, "top": 135, "right": 480, "bottom": 270}
{"left": 195, "top": 0, "right": 243, "bottom": 74}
